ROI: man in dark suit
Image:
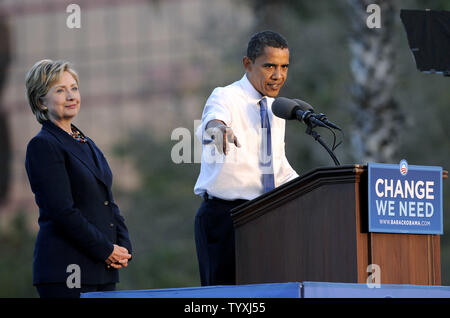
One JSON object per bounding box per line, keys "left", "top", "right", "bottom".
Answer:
{"left": 25, "top": 59, "right": 132, "bottom": 298}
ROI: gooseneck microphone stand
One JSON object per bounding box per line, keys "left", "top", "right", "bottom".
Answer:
{"left": 305, "top": 122, "right": 341, "bottom": 166}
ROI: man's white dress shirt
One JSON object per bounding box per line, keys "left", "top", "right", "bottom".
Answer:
{"left": 194, "top": 74, "right": 298, "bottom": 201}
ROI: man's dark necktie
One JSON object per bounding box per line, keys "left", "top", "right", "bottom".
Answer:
{"left": 259, "top": 98, "right": 275, "bottom": 193}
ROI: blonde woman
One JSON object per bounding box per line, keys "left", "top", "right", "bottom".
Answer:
{"left": 25, "top": 59, "right": 132, "bottom": 298}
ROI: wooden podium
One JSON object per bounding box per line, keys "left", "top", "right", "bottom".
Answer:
{"left": 231, "top": 164, "right": 445, "bottom": 286}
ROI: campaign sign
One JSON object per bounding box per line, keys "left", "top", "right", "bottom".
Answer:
{"left": 368, "top": 161, "right": 443, "bottom": 234}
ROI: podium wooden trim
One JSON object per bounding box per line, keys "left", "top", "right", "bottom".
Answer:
{"left": 231, "top": 164, "right": 444, "bottom": 285}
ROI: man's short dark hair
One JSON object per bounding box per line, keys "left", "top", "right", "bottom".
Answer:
{"left": 246, "top": 30, "right": 288, "bottom": 62}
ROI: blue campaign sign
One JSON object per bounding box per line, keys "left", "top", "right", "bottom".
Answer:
{"left": 368, "top": 161, "right": 443, "bottom": 234}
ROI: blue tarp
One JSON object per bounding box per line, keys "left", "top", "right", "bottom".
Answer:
{"left": 302, "top": 282, "right": 450, "bottom": 298}
{"left": 81, "top": 282, "right": 301, "bottom": 298}
{"left": 81, "top": 281, "right": 450, "bottom": 298}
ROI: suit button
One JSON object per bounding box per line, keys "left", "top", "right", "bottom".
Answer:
{"left": 109, "top": 223, "right": 114, "bottom": 227}
{"left": 104, "top": 200, "right": 109, "bottom": 206}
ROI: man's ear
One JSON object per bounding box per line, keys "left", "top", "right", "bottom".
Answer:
{"left": 243, "top": 56, "right": 253, "bottom": 72}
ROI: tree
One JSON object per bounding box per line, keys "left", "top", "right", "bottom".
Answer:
{"left": 347, "top": 0, "right": 404, "bottom": 163}
{"left": 0, "top": 18, "right": 11, "bottom": 205}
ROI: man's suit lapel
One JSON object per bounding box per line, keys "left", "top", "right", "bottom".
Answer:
{"left": 42, "top": 121, "right": 108, "bottom": 188}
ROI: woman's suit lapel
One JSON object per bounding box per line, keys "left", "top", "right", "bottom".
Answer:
{"left": 42, "top": 121, "right": 108, "bottom": 188}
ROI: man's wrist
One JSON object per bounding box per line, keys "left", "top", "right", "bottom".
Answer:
{"left": 206, "top": 119, "right": 227, "bottom": 130}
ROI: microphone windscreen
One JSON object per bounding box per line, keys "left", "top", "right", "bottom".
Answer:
{"left": 272, "top": 97, "right": 298, "bottom": 120}
{"left": 293, "top": 99, "right": 314, "bottom": 112}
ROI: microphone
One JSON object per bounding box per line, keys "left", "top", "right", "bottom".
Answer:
{"left": 311, "top": 113, "right": 342, "bottom": 131}
{"left": 272, "top": 97, "right": 341, "bottom": 130}
{"left": 273, "top": 97, "right": 342, "bottom": 166}
{"left": 293, "top": 99, "right": 314, "bottom": 112}
{"left": 272, "top": 97, "right": 330, "bottom": 128}
{"left": 294, "top": 99, "right": 341, "bottom": 130}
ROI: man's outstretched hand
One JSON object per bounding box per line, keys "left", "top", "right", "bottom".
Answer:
{"left": 206, "top": 120, "right": 241, "bottom": 155}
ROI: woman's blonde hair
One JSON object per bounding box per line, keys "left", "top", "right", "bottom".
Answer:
{"left": 25, "top": 59, "right": 79, "bottom": 124}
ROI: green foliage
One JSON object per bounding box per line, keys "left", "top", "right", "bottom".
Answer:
{"left": 414, "top": 0, "right": 450, "bottom": 10}
{"left": 113, "top": 131, "right": 202, "bottom": 290}
{"left": 0, "top": 211, "right": 38, "bottom": 298}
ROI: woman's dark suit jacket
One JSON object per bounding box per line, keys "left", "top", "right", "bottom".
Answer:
{"left": 25, "top": 120, "right": 132, "bottom": 285}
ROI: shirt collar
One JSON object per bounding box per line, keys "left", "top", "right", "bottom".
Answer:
{"left": 239, "top": 74, "right": 274, "bottom": 106}
{"left": 240, "top": 73, "right": 262, "bottom": 100}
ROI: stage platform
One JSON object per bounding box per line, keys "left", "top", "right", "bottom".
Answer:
{"left": 81, "top": 282, "right": 450, "bottom": 298}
